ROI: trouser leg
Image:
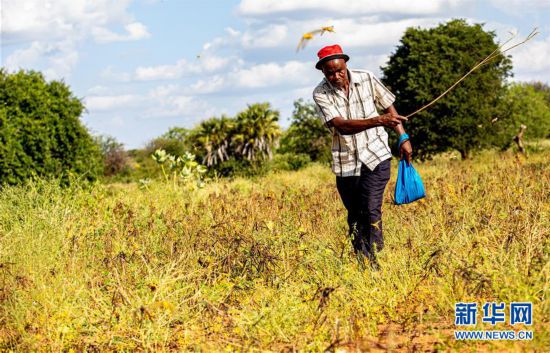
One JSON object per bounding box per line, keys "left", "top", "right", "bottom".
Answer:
{"left": 335, "top": 175, "right": 366, "bottom": 255}
{"left": 358, "top": 159, "right": 391, "bottom": 261}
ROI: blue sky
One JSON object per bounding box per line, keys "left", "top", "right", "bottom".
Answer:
{"left": 2, "top": 0, "right": 550, "bottom": 149}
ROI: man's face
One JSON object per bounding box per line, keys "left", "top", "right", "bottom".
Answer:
{"left": 321, "top": 59, "right": 348, "bottom": 89}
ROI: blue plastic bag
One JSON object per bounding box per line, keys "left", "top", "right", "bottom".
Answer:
{"left": 394, "top": 159, "right": 426, "bottom": 205}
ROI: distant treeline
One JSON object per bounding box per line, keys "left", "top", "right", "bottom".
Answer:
{"left": 1, "top": 19, "right": 550, "bottom": 185}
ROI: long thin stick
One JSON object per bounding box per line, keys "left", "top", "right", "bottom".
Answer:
{"left": 405, "top": 28, "right": 539, "bottom": 119}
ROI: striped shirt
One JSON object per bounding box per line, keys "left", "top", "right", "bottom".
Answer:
{"left": 312, "top": 69, "right": 396, "bottom": 177}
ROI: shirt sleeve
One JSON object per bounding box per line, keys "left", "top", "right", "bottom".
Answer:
{"left": 371, "top": 74, "right": 396, "bottom": 111}
{"left": 312, "top": 89, "right": 340, "bottom": 127}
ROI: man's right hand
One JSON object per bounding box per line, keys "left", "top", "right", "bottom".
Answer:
{"left": 378, "top": 113, "right": 407, "bottom": 128}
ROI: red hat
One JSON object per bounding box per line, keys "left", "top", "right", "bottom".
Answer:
{"left": 315, "top": 44, "right": 349, "bottom": 70}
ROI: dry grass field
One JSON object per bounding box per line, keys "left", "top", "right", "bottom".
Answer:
{"left": 1, "top": 147, "right": 548, "bottom": 352}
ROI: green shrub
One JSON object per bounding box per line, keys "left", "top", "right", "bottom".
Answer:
{"left": 0, "top": 69, "right": 102, "bottom": 184}
{"left": 499, "top": 83, "right": 550, "bottom": 141}
{"left": 268, "top": 153, "right": 311, "bottom": 171}
{"left": 211, "top": 157, "right": 265, "bottom": 178}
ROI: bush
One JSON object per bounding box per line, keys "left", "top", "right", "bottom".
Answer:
{"left": 211, "top": 158, "right": 264, "bottom": 178}
{"left": 147, "top": 126, "right": 194, "bottom": 158}
{"left": 268, "top": 153, "right": 311, "bottom": 172}
{"left": 0, "top": 69, "right": 103, "bottom": 184}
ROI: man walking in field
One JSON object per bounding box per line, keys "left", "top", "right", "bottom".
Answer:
{"left": 312, "top": 44, "right": 413, "bottom": 268}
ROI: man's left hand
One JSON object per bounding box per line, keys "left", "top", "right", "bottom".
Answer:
{"left": 400, "top": 140, "right": 413, "bottom": 164}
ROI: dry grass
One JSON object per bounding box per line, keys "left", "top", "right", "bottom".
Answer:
{"left": 0, "top": 148, "right": 548, "bottom": 352}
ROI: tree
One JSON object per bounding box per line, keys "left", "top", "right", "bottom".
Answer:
{"left": 161, "top": 126, "right": 190, "bottom": 142}
{"left": 278, "top": 99, "right": 331, "bottom": 163}
{"left": 529, "top": 81, "right": 550, "bottom": 107}
{"left": 145, "top": 133, "right": 187, "bottom": 159}
{"left": 135, "top": 103, "right": 282, "bottom": 177}
{"left": 232, "top": 103, "right": 281, "bottom": 161}
{"left": 189, "top": 116, "right": 234, "bottom": 167}
{"left": 381, "top": 19, "right": 512, "bottom": 159}
{"left": 0, "top": 69, "right": 103, "bottom": 184}
{"left": 95, "top": 135, "right": 130, "bottom": 177}
{"left": 499, "top": 83, "right": 550, "bottom": 141}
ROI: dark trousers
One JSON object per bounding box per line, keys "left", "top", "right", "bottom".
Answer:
{"left": 336, "top": 159, "right": 391, "bottom": 262}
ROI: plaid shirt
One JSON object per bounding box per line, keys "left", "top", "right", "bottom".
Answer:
{"left": 313, "top": 69, "right": 396, "bottom": 177}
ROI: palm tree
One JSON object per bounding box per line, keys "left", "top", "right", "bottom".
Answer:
{"left": 232, "top": 103, "right": 281, "bottom": 161}
{"left": 191, "top": 115, "right": 234, "bottom": 167}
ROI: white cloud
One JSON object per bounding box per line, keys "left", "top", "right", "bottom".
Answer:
{"left": 102, "top": 54, "right": 236, "bottom": 83}
{"left": 142, "top": 60, "right": 316, "bottom": 96}
{"left": 134, "top": 60, "right": 189, "bottom": 81}
{"left": 241, "top": 24, "right": 288, "bottom": 48}
{"left": 140, "top": 89, "right": 218, "bottom": 119}
{"left": 202, "top": 24, "right": 290, "bottom": 51}
{"left": 4, "top": 40, "right": 79, "bottom": 79}
{"left": 237, "top": 0, "right": 470, "bottom": 17}
{"left": 133, "top": 55, "right": 233, "bottom": 81}
{"left": 191, "top": 76, "right": 227, "bottom": 94}
{"left": 199, "top": 16, "right": 443, "bottom": 58}
{"left": 201, "top": 55, "right": 234, "bottom": 72}
{"left": 85, "top": 94, "right": 142, "bottom": 111}
{"left": 202, "top": 27, "right": 245, "bottom": 52}
{"left": 2, "top": 0, "right": 136, "bottom": 43}
{"left": 92, "top": 22, "right": 151, "bottom": 43}
{"left": 291, "top": 86, "right": 317, "bottom": 101}
{"left": 188, "top": 60, "right": 317, "bottom": 94}
{"left": 145, "top": 95, "right": 212, "bottom": 118}
{"left": 2, "top": 0, "right": 150, "bottom": 78}
{"left": 321, "top": 17, "right": 441, "bottom": 48}
{"left": 148, "top": 84, "right": 181, "bottom": 98}
{"left": 87, "top": 85, "right": 112, "bottom": 95}
{"left": 489, "top": 0, "right": 550, "bottom": 14}
{"left": 101, "top": 66, "right": 132, "bottom": 82}
{"left": 350, "top": 54, "right": 392, "bottom": 75}
{"left": 233, "top": 60, "right": 315, "bottom": 88}
{"left": 511, "top": 35, "right": 550, "bottom": 82}
{"left": 84, "top": 89, "right": 216, "bottom": 120}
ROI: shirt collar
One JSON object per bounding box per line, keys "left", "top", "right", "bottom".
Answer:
{"left": 348, "top": 69, "right": 358, "bottom": 86}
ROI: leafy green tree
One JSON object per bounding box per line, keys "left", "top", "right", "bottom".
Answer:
{"left": 278, "top": 99, "right": 331, "bottom": 163}
{"left": 162, "top": 126, "right": 190, "bottom": 142}
{"left": 529, "top": 81, "right": 550, "bottom": 107}
{"left": 232, "top": 103, "right": 281, "bottom": 161}
{"left": 141, "top": 127, "right": 191, "bottom": 158}
{"left": 382, "top": 19, "right": 513, "bottom": 159}
{"left": 0, "top": 69, "right": 102, "bottom": 184}
{"left": 499, "top": 83, "right": 550, "bottom": 141}
{"left": 145, "top": 138, "right": 185, "bottom": 160}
